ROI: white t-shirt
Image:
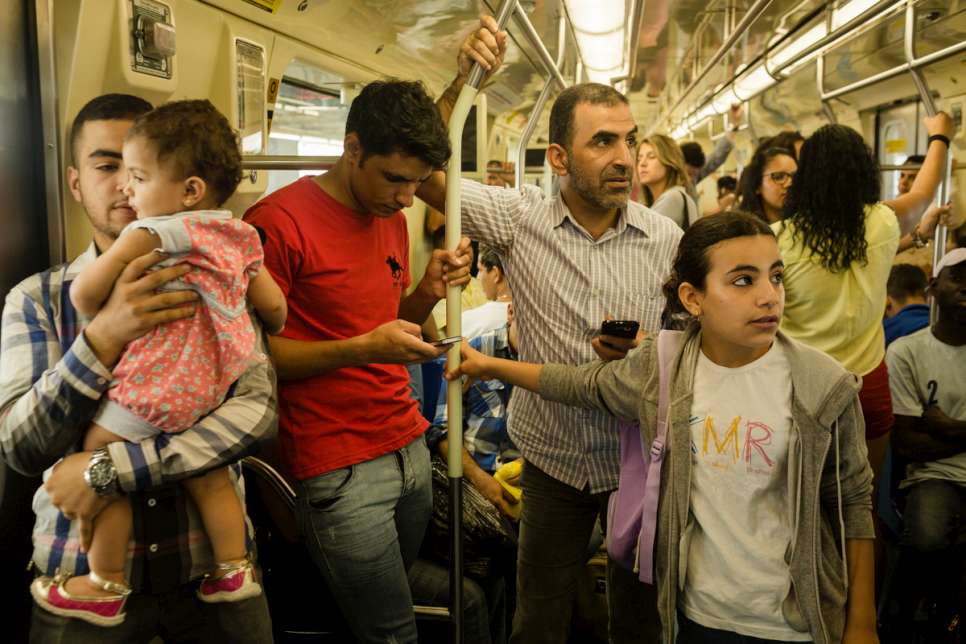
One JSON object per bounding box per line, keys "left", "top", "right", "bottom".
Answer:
{"left": 886, "top": 327, "right": 966, "bottom": 487}
{"left": 682, "top": 342, "right": 810, "bottom": 641}
{"left": 461, "top": 300, "right": 510, "bottom": 340}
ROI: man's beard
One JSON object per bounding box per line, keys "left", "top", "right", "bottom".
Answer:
{"left": 566, "top": 159, "right": 629, "bottom": 211}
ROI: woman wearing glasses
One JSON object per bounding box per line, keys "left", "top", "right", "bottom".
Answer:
{"left": 772, "top": 116, "right": 954, "bottom": 482}
{"left": 737, "top": 146, "right": 797, "bottom": 223}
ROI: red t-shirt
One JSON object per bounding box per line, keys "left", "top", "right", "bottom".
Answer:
{"left": 245, "top": 177, "right": 427, "bottom": 480}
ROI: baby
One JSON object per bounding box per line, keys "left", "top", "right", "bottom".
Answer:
{"left": 31, "top": 99, "right": 286, "bottom": 626}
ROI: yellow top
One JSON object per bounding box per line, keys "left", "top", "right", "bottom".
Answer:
{"left": 431, "top": 277, "right": 489, "bottom": 333}
{"left": 772, "top": 203, "right": 900, "bottom": 375}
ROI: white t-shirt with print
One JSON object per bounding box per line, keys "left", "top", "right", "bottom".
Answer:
{"left": 681, "top": 342, "right": 810, "bottom": 641}
{"left": 886, "top": 327, "right": 966, "bottom": 487}
{"left": 461, "top": 300, "right": 510, "bottom": 340}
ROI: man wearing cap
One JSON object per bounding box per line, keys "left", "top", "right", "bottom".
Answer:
{"left": 886, "top": 247, "right": 966, "bottom": 635}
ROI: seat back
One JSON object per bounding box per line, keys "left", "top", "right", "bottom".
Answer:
{"left": 242, "top": 456, "right": 352, "bottom": 641}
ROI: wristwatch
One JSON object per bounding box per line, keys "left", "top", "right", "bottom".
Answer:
{"left": 83, "top": 447, "right": 119, "bottom": 497}
{"left": 911, "top": 225, "right": 928, "bottom": 249}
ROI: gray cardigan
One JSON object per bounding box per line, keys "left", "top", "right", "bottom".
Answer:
{"left": 651, "top": 185, "right": 699, "bottom": 230}
{"left": 540, "top": 327, "right": 874, "bottom": 643}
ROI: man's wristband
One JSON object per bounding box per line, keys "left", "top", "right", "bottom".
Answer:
{"left": 928, "top": 134, "right": 950, "bottom": 148}
{"left": 911, "top": 225, "right": 927, "bottom": 248}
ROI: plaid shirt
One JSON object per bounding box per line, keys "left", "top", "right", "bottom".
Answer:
{"left": 425, "top": 327, "right": 518, "bottom": 472}
{"left": 460, "top": 180, "right": 682, "bottom": 492}
{"left": 0, "top": 244, "right": 277, "bottom": 592}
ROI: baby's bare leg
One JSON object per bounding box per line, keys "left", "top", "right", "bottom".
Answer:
{"left": 181, "top": 467, "right": 247, "bottom": 574}
{"left": 63, "top": 423, "right": 132, "bottom": 597}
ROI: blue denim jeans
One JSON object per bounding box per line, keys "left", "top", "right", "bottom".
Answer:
{"left": 893, "top": 478, "right": 966, "bottom": 635}
{"left": 296, "top": 435, "right": 432, "bottom": 644}
{"left": 408, "top": 557, "right": 507, "bottom": 644}
{"left": 903, "top": 478, "right": 966, "bottom": 552}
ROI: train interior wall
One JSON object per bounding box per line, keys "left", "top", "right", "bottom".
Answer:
{"left": 49, "top": 0, "right": 491, "bottom": 287}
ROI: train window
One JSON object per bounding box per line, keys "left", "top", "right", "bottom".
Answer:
{"left": 911, "top": 0, "right": 966, "bottom": 60}
{"left": 877, "top": 101, "right": 927, "bottom": 204}
{"left": 265, "top": 60, "right": 348, "bottom": 195}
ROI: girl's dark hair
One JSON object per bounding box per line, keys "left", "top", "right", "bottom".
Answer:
{"left": 661, "top": 211, "right": 775, "bottom": 328}
{"left": 737, "top": 146, "right": 796, "bottom": 223}
{"left": 478, "top": 244, "right": 504, "bottom": 274}
{"left": 764, "top": 130, "right": 805, "bottom": 159}
{"left": 781, "top": 124, "right": 879, "bottom": 272}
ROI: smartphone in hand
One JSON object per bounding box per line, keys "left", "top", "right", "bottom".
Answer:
{"left": 431, "top": 336, "right": 462, "bottom": 348}
{"left": 600, "top": 320, "right": 640, "bottom": 339}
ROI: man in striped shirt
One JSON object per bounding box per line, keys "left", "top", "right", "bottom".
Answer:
{"left": 425, "top": 42, "right": 683, "bottom": 641}
{"left": 0, "top": 94, "right": 274, "bottom": 641}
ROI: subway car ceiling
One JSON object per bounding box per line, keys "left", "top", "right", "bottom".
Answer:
{"left": 33, "top": 0, "right": 966, "bottom": 265}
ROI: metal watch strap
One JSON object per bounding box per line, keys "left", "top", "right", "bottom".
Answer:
{"left": 84, "top": 447, "right": 119, "bottom": 497}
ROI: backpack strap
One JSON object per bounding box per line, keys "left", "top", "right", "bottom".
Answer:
{"left": 637, "top": 329, "right": 682, "bottom": 583}
{"left": 679, "top": 188, "right": 690, "bottom": 230}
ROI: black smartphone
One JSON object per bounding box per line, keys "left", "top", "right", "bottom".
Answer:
{"left": 600, "top": 320, "right": 640, "bottom": 339}
{"left": 431, "top": 336, "right": 462, "bottom": 348}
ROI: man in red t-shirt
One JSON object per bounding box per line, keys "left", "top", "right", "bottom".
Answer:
{"left": 244, "top": 28, "right": 505, "bottom": 639}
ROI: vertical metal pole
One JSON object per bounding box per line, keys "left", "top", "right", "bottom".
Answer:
{"left": 445, "top": 6, "right": 515, "bottom": 642}
{"left": 815, "top": 31, "right": 837, "bottom": 124}
{"left": 515, "top": 12, "right": 566, "bottom": 191}
{"left": 516, "top": 81, "right": 554, "bottom": 190}
{"left": 33, "top": 0, "right": 64, "bottom": 265}
{"left": 444, "top": 87, "right": 472, "bottom": 643}
{"left": 903, "top": 0, "right": 951, "bottom": 322}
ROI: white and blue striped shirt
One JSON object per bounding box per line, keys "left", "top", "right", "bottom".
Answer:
{"left": 459, "top": 180, "right": 682, "bottom": 492}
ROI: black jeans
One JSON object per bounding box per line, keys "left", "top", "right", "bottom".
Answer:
{"left": 29, "top": 582, "right": 273, "bottom": 644}
{"left": 677, "top": 612, "right": 805, "bottom": 644}
{"left": 510, "top": 459, "right": 660, "bottom": 644}
{"left": 892, "top": 479, "right": 966, "bottom": 637}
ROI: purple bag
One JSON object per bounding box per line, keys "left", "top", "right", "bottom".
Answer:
{"left": 606, "top": 330, "right": 680, "bottom": 584}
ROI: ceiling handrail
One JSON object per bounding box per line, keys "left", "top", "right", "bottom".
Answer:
{"left": 515, "top": 13, "right": 570, "bottom": 190}
{"left": 510, "top": 2, "right": 568, "bottom": 89}
{"left": 240, "top": 155, "right": 338, "bottom": 170}
{"left": 650, "top": 0, "right": 775, "bottom": 134}
{"left": 663, "top": 0, "right": 909, "bottom": 134}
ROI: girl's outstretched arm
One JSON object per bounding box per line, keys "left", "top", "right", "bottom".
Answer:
{"left": 842, "top": 538, "right": 879, "bottom": 644}
{"left": 449, "top": 337, "right": 649, "bottom": 422}
{"left": 447, "top": 341, "right": 542, "bottom": 392}
{"left": 70, "top": 229, "right": 161, "bottom": 317}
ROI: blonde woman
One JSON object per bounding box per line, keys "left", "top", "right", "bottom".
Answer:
{"left": 637, "top": 134, "right": 700, "bottom": 229}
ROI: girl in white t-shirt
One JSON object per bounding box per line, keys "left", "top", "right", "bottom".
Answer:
{"left": 450, "top": 211, "right": 877, "bottom": 643}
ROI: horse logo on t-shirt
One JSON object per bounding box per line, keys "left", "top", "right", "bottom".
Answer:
{"left": 386, "top": 255, "right": 403, "bottom": 283}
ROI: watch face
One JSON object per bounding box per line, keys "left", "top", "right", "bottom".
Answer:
{"left": 89, "top": 459, "right": 115, "bottom": 488}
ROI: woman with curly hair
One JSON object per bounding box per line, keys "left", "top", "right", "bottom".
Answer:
{"left": 774, "top": 113, "right": 954, "bottom": 475}
{"left": 637, "top": 134, "right": 699, "bottom": 229}
{"left": 737, "top": 146, "right": 797, "bottom": 223}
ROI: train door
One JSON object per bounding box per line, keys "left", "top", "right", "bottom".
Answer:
{"left": 0, "top": 3, "right": 50, "bottom": 643}
{"left": 876, "top": 100, "right": 928, "bottom": 216}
